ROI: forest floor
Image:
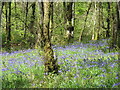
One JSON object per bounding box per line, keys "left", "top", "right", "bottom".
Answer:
{"left": 1, "top": 39, "right": 119, "bottom": 88}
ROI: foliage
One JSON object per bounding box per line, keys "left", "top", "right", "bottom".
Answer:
{"left": 1, "top": 39, "right": 119, "bottom": 88}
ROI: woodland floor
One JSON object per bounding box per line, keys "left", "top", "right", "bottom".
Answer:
{"left": 1, "top": 39, "right": 119, "bottom": 88}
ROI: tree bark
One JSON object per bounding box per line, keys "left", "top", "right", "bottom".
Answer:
{"left": 24, "top": 2, "right": 28, "bottom": 39}
{"left": 49, "top": 2, "right": 53, "bottom": 39}
{"left": 111, "top": 3, "right": 117, "bottom": 48}
{"left": 36, "top": 2, "right": 44, "bottom": 49}
{"left": 117, "top": 2, "right": 120, "bottom": 49}
{"left": 0, "top": 2, "right": 4, "bottom": 27}
{"left": 65, "top": 2, "right": 74, "bottom": 43}
{"left": 92, "top": 2, "right": 97, "bottom": 40}
{"left": 6, "top": 2, "right": 11, "bottom": 52}
{"left": 97, "top": 2, "right": 102, "bottom": 40}
{"left": 106, "top": 2, "right": 110, "bottom": 38}
{"left": 30, "top": 2, "right": 36, "bottom": 48}
{"left": 79, "top": 2, "right": 92, "bottom": 42}
{"left": 43, "top": 1, "right": 59, "bottom": 74}
{"left": 116, "top": 2, "right": 120, "bottom": 86}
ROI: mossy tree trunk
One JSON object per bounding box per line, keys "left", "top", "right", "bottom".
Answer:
{"left": 36, "top": 2, "right": 44, "bottom": 49}
{"left": 43, "top": 1, "right": 59, "bottom": 74}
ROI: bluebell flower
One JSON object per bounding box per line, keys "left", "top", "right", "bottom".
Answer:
{"left": 2, "top": 68, "right": 9, "bottom": 71}
{"left": 14, "top": 70, "right": 25, "bottom": 75}
{"left": 79, "top": 66, "right": 83, "bottom": 69}
{"left": 83, "top": 78, "right": 86, "bottom": 80}
{"left": 102, "top": 69, "right": 106, "bottom": 72}
{"left": 109, "top": 63, "right": 117, "bottom": 68}
{"left": 112, "top": 82, "right": 120, "bottom": 87}
{"left": 71, "top": 66, "right": 75, "bottom": 67}
{"left": 98, "top": 74, "right": 106, "bottom": 77}
{"left": 74, "top": 75, "right": 78, "bottom": 78}
{"left": 115, "top": 77, "right": 118, "bottom": 79}
{"left": 100, "top": 84, "right": 106, "bottom": 87}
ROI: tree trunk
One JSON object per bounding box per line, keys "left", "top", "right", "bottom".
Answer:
{"left": 36, "top": 2, "right": 44, "bottom": 49}
{"left": 0, "top": 2, "right": 4, "bottom": 27}
{"left": 0, "top": 2, "right": 4, "bottom": 50}
{"left": 49, "top": 2, "right": 53, "bottom": 39}
{"left": 24, "top": 2, "right": 28, "bottom": 39}
{"left": 79, "top": 2, "right": 92, "bottom": 42}
{"left": 101, "top": 2, "right": 107, "bottom": 30}
{"left": 14, "top": 1, "right": 17, "bottom": 31}
{"left": 6, "top": 2, "right": 11, "bottom": 52}
{"left": 29, "top": 2, "right": 36, "bottom": 32}
{"left": 43, "top": 1, "right": 59, "bottom": 74}
{"left": 63, "top": 2, "right": 67, "bottom": 35}
{"left": 117, "top": 2, "right": 120, "bottom": 88}
{"left": 66, "top": 2, "right": 74, "bottom": 43}
{"left": 111, "top": 3, "right": 117, "bottom": 48}
{"left": 106, "top": 2, "right": 110, "bottom": 38}
{"left": 29, "top": 2, "right": 36, "bottom": 48}
{"left": 92, "top": 2, "right": 97, "bottom": 40}
{"left": 117, "top": 2, "right": 120, "bottom": 49}
{"left": 97, "top": 2, "right": 102, "bottom": 40}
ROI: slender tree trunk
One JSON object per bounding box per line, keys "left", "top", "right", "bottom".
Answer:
{"left": 117, "top": 2, "right": 120, "bottom": 49}
{"left": 0, "top": 2, "right": 4, "bottom": 50}
{"left": 5, "top": 3, "right": 8, "bottom": 41}
{"left": 106, "top": 2, "right": 110, "bottom": 38}
{"left": 111, "top": 3, "right": 117, "bottom": 48}
{"left": 66, "top": 2, "right": 74, "bottom": 43}
{"left": 50, "top": 2, "right": 53, "bottom": 39}
{"left": 0, "top": 2, "right": 4, "bottom": 27}
{"left": 101, "top": 2, "right": 107, "bottom": 31}
{"left": 6, "top": 2, "right": 11, "bottom": 52}
{"left": 29, "top": 2, "right": 36, "bottom": 32}
{"left": 43, "top": 1, "right": 59, "bottom": 74}
{"left": 97, "top": 2, "right": 101, "bottom": 40}
{"left": 63, "top": 2, "right": 67, "bottom": 36}
{"left": 63, "top": 2, "right": 67, "bottom": 24}
{"left": 24, "top": 2, "right": 28, "bottom": 39}
{"left": 36, "top": 2, "right": 44, "bottom": 49}
{"left": 79, "top": 2, "right": 92, "bottom": 42}
{"left": 29, "top": 2, "right": 36, "bottom": 48}
{"left": 92, "top": 2, "right": 97, "bottom": 40}
{"left": 14, "top": 1, "right": 17, "bottom": 30}
{"left": 116, "top": 2, "right": 120, "bottom": 86}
